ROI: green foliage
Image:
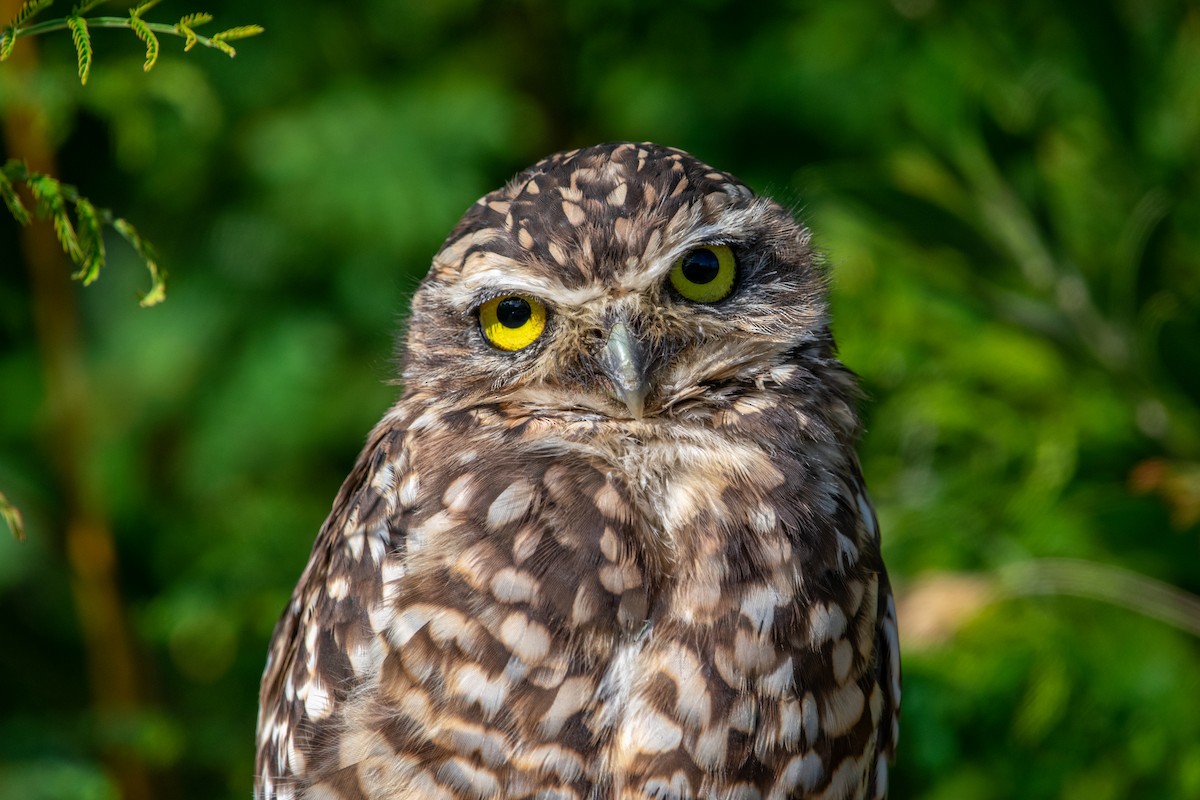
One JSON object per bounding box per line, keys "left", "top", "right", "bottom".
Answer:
{"left": 174, "top": 12, "right": 209, "bottom": 51}
{"left": 0, "top": 0, "right": 264, "bottom": 77}
{"left": 2, "top": 159, "right": 164, "bottom": 303}
{"left": 65, "top": 13, "right": 88, "bottom": 83}
{"left": 128, "top": 6, "right": 159, "bottom": 72}
{"left": 0, "top": 491, "right": 23, "bottom": 541}
{"left": 0, "top": 1, "right": 263, "bottom": 310}
{"left": 1, "top": 1, "right": 1198, "bottom": 798}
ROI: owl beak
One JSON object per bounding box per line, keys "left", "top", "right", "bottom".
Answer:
{"left": 600, "top": 321, "right": 650, "bottom": 419}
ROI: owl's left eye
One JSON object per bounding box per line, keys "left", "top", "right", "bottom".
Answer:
{"left": 669, "top": 245, "right": 737, "bottom": 303}
{"left": 478, "top": 294, "right": 547, "bottom": 351}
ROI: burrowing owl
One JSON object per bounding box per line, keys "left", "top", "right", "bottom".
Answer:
{"left": 255, "top": 142, "right": 900, "bottom": 799}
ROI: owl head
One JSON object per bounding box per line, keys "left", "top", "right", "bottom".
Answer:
{"left": 400, "top": 142, "right": 839, "bottom": 423}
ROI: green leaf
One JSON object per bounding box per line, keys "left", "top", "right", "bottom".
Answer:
{"left": 66, "top": 14, "right": 90, "bottom": 84}
{"left": 211, "top": 24, "right": 263, "bottom": 41}
{"left": 6, "top": 0, "right": 53, "bottom": 30}
{"left": 0, "top": 0, "right": 52, "bottom": 61}
{"left": 72, "top": 195, "right": 104, "bottom": 285}
{"left": 128, "top": 12, "right": 158, "bottom": 71}
{"left": 175, "top": 12, "right": 211, "bottom": 52}
{"left": 209, "top": 24, "right": 263, "bottom": 57}
{"left": 27, "top": 173, "right": 81, "bottom": 260}
{"left": 113, "top": 217, "right": 166, "bottom": 306}
{"left": 129, "top": 0, "right": 162, "bottom": 15}
{"left": 70, "top": 0, "right": 105, "bottom": 14}
{"left": 0, "top": 165, "right": 31, "bottom": 226}
{"left": 177, "top": 12, "right": 211, "bottom": 27}
{"left": 0, "top": 490, "right": 24, "bottom": 542}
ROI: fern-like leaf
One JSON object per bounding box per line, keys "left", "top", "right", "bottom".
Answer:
{"left": 8, "top": 0, "right": 53, "bottom": 29}
{"left": 128, "top": 13, "right": 158, "bottom": 71}
{"left": 112, "top": 218, "right": 166, "bottom": 306}
{"left": 73, "top": 196, "right": 105, "bottom": 285}
{"left": 28, "top": 174, "right": 82, "bottom": 260}
{"left": 211, "top": 24, "right": 263, "bottom": 41}
{"left": 0, "top": 0, "right": 54, "bottom": 61}
{"left": 66, "top": 14, "right": 90, "bottom": 84}
{"left": 208, "top": 24, "right": 262, "bottom": 57}
{"left": 0, "top": 490, "right": 25, "bottom": 542}
{"left": 0, "top": 166, "right": 31, "bottom": 226}
{"left": 129, "top": 0, "right": 162, "bottom": 15}
{"left": 177, "top": 12, "right": 211, "bottom": 27}
{"left": 175, "top": 11, "right": 211, "bottom": 51}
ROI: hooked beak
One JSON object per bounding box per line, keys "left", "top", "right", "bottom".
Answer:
{"left": 599, "top": 321, "right": 650, "bottom": 419}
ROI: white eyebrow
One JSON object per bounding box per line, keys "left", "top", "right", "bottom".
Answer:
{"left": 453, "top": 267, "right": 607, "bottom": 308}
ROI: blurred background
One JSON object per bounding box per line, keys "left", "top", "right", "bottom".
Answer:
{"left": 2, "top": 1, "right": 1199, "bottom": 798}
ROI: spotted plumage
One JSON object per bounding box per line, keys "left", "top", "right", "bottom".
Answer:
{"left": 255, "top": 142, "right": 900, "bottom": 799}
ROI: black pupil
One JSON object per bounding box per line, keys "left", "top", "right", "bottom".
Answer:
{"left": 496, "top": 297, "right": 532, "bottom": 328}
{"left": 681, "top": 249, "right": 721, "bottom": 284}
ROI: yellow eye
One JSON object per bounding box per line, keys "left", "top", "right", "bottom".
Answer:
{"left": 669, "top": 245, "right": 736, "bottom": 303}
{"left": 478, "top": 295, "right": 547, "bottom": 351}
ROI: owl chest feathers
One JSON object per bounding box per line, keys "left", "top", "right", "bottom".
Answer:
{"left": 300, "top": 397, "right": 887, "bottom": 797}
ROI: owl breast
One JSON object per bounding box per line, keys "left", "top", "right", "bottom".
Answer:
{"left": 297, "top": 393, "right": 891, "bottom": 800}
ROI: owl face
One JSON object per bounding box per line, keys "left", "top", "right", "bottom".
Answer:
{"left": 401, "top": 142, "right": 831, "bottom": 422}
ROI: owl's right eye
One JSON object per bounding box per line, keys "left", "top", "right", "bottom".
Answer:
{"left": 478, "top": 294, "right": 547, "bottom": 351}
